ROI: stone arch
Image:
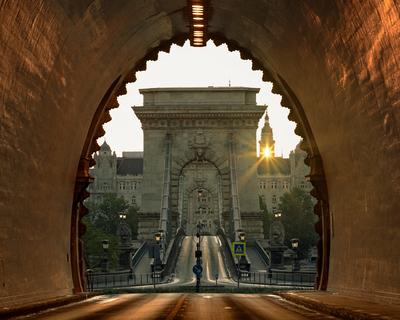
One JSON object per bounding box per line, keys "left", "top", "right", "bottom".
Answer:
{"left": 80, "top": 34, "right": 330, "bottom": 289}
{"left": 171, "top": 155, "right": 230, "bottom": 234}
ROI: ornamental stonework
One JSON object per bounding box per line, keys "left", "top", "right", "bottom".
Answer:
{"left": 140, "top": 117, "right": 259, "bottom": 129}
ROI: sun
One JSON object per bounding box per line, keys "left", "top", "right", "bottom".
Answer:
{"left": 263, "top": 147, "right": 272, "bottom": 158}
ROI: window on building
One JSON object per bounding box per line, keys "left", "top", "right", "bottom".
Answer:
{"left": 272, "top": 181, "right": 277, "bottom": 189}
{"left": 283, "top": 181, "right": 289, "bottom": 189}
{"left": 131, "top": 195, "right": 136, "bottom": 205}
{"left": 272, "top": 194, "right": 277, "bottom": 204}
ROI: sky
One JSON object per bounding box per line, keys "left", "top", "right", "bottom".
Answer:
{"left": 99, "top": 40, "right": 300, "bottom": 157}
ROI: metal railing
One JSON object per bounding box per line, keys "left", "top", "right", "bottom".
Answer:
{"left": 86, "top": 271, "right": 163, "bottom": 291}
{"left": 254, "top": 240, "right": 271, "bottom": 266}
{"left": 131, "top": 241, "right": 148, "bottom": 269}
{"left": 162, "top": 227, "right": 185, "bottom": 277}
{"left": 239, "top": 270, "right": 316, "bottom": 287}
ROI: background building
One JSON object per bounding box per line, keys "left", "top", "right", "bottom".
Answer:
{"left": 89, "top": 143, "right": 143, "bottom": 207}
{"left": 257, "top": 116, "right": 312, "bottom": 213}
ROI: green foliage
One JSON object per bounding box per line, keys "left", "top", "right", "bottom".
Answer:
{"left": 259, "top": 196, "right": 273, "bottom": 239}
{"left": 83, "top": 194, "right": 139, "bottom": 270}
{"left": 279, "top": 188, "right": 318, "bottom": 259}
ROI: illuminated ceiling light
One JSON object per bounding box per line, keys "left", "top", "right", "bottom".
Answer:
{"left": 190, "top": 1, "right": 207, "bottom": 47}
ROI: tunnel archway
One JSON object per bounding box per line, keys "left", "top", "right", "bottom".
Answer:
{"left": 1, "top": 0, "right": 399, "bottom": 308}
{"left": 76, "top": 36, "right": 329, "bottom": 293}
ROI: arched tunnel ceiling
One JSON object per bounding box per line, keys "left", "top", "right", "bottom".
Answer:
{"left": 0, "top": 0, "right": 399, "bottom": 307}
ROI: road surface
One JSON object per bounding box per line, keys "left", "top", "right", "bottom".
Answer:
{"left": 18, "top": 293, "right": 339, "bottom": 319}
{"left": 174, "top": 236, "right": 232, "bottom": 286}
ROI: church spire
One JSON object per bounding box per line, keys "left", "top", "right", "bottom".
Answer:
{"left": 259, "top": 113, "right": 275, "bottom": 158}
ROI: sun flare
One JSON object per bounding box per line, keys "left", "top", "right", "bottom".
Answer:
{"left": 263, "top": 147, "right": 272, "bottom": 158}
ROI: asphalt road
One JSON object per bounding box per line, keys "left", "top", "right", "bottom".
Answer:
{"left": 18, "top": 293, "right": 339, "bottom": 319}
{"left": 174, "top": 236, "right": 232, "bottom": 286}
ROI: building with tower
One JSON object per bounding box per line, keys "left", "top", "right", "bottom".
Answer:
{"left": 257, "top": 114, "right": 312, "bottom": 214}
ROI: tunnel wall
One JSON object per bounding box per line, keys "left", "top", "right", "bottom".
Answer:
{"left": 210, "top": 0, "right": 399, "bottom": 301}
{"left": 0, "top": 0, "right": 399, "bottom": 307}
{"left": 0, "top": 0, "right": 186, "bottom": 307}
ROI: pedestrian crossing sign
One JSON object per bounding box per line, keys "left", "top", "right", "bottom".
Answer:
{"left": 232, "top": 242, "right": 246, "bottom": 256}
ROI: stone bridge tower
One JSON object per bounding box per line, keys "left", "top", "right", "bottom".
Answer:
{"left": 134, "top": 87, "right": 265, "bottom": 242}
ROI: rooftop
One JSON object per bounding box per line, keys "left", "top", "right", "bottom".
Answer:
{"left": 138, "top": 86, "right": 260, "bottom": 107}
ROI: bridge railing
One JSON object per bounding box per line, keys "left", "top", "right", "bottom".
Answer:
{"left": 254, "top": 240, "right": 271, "bottom": 266}
{"left": 86, "top": 271, "right": 162, "bottom": 291}
{"left": 161, "top": 227, "right": 186, "bottom": 277}
{"left": 239, "top": 270, "right": 316, "bottom": 287}
{"left": 216, "top": 228, "right": 237, "bottom": 279}
{"left": 131, "top": 241, "right": 148, "bottom": 269}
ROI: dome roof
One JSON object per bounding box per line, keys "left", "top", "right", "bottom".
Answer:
{"left": 100, "top": 141, "right": 111, "bottom": 151}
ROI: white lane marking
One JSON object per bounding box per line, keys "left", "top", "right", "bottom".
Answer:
{"left": 96, "top": 297, "right": 120, "bottom": 304}
{"left": 224, "top": 306, "right": 232, "bottom": 310}
{"left": 202, "top": 295, "right": 213, "bottom": 299}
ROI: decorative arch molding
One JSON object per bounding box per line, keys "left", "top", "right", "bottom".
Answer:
{"left": 75, "top": 32, "right": 330, "bottom": 292}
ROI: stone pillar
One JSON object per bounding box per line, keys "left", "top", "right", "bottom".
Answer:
{"left": 228, "top": 132, "right": 242, "bottom": 240}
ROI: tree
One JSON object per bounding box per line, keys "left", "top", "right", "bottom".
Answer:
{"left": 259, "top": 195, "right": 273, "bottom": 239}
{"left": 279, "top": 187, "right": 318, "bottom": 259}
{"left": 85, "top": 193, "right": 129, "bottom": 234}
{"left": 82, "top": 194, "right": 139, "bottom": 270}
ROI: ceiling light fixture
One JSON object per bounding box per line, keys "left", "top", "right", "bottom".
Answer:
{"left": 189, "top": 1, "right": 208, "bottom": 47}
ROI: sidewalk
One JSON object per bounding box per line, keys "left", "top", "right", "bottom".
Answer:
{"left": 278, "top": 291, "right": 400, "bottom": 320}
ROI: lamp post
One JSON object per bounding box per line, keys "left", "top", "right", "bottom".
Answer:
{"left": 274, "top": 211, "right": 282, "bottom": 219}
{"left": 117, "top": 211, "right": 133, "bottom": 271}
{"left": 153, "top": 232, "right": 162, "bottom": 288}
{"left": 291, "top": 238, "right": 300, "bottom": 272}
{"left": 195, "top": 222, "right": 203, "bottom": 292}
{"left": 236, "top": 229, "right": 247, "bottom": 287}
{"left": 101, "top": 239, "right": 109, "bottom": 272}
{"left": 269, "top": 209, "right": 286, "bottom": 269}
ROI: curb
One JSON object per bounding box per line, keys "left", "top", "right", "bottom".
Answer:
{"left": 0, "top": 293, "right": 96, "bottom": 319}
{"left": 277, "top": 292, "right": 393, "bottom": 320}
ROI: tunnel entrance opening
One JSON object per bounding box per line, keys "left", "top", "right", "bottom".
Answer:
{"left": 75, "top": 38, "right": 330, "bottom": 294}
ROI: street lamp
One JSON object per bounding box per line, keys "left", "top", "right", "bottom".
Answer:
{"left": 291, "top": 238, "right": 300, "bottom": 272}
{"left": 195, "top": 222, "right": 203, "bottom": 292}
{"left": 274, "top": 210, "right": 282, "bottom": 219}
{"left": 101, "top": 239, "right": 109, "bottom": 272}
{"left": 102, "top": 239, "right": 109, "bottom": 250}
{"left": 197, "top": 188, "right": 203, "bottom": 202}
